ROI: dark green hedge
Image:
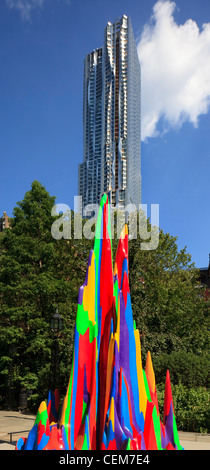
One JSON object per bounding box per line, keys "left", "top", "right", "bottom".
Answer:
{"left": 153, "top": 351, "right": 210, "bottom": 388}
{"left": 157, "top": 382, "right": 209, "bottom": 433}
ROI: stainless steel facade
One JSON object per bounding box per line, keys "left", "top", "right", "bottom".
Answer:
{"left": 78, "top": 48, "right": 103, "bottom": 209}
{"left": 78, "top": 15, "right": 141, "bottom": 213}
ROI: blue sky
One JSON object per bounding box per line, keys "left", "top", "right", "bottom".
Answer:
{"left": 0, "top": 0, "right": 210, "bottom": 268}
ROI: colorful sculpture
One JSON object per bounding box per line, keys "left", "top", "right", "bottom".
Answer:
{"left": 16, "top": 194, "right": 183, "bottom": 450}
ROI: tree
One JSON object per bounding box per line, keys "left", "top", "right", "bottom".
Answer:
{"left": 128, "top": 222, "right": 210, "bottom": 366}
{"left": 0, "top": 181, "right": 92, "bottom": 409}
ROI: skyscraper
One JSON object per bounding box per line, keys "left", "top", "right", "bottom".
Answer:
{"left": 78, "top": 48, "right": 103, "bottom": 210}
{"left": 78, "top": 15, "right": 141, "bottom": 214}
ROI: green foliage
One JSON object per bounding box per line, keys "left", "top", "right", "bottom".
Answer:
{"left": 157, "top": 383, "right": 210, "bottom": 433}
{"left": 153, "top": 351, "right": 210, "bottom": 388}
{"left": 0, "top": 181, "right": 92, "bottom": 409}
{"left": 128, "top": 221, "right": 210, "bottom": 363}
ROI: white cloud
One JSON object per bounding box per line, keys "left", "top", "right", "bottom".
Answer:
{"left": 5, "top": 0, "right": 71, "bottom": 20}
{"left": 6, "top": 0, "right": 44, "bottom": 21}
{"left": 137, "top": 0, "right": 210, "bottom": 141}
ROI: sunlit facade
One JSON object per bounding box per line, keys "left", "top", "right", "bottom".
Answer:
{"left": 78, "top": 48, "right": 103, "bottom": 209}
{"left": 78, "top": 15, "right": 141, "bottom": 213}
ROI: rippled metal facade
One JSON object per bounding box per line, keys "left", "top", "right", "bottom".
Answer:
{"left": 79, "top": 15, "right": 141, "bottom": 213}
{"left": 78, "top": 48, "right": 103, "bottom": 209}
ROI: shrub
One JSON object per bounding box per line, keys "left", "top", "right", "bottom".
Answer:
{"left": 153, "top": 351, "right": 210, "bottom": 388}
{"left": 157, "top": 382, "right": 210, "bottom": 433}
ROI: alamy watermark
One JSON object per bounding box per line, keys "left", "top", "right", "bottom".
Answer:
{"left": 51, "top": 196, "right": 159, "bottom": 250}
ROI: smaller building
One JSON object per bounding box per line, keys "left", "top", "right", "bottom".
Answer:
{"left": 0, "top": 211, "right": 10, "bottom": 231}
